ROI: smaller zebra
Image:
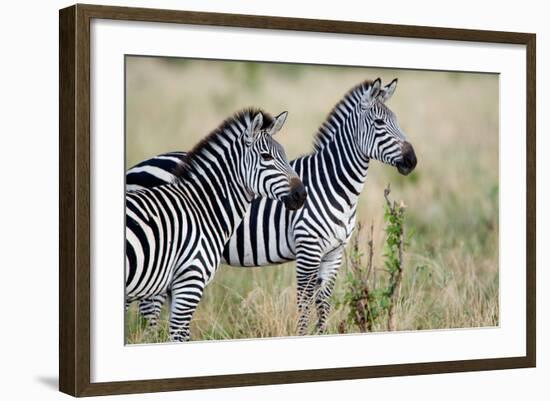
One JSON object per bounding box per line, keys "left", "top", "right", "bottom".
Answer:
{"left": 126, "top": 108, "right": 306, "bottom": 341}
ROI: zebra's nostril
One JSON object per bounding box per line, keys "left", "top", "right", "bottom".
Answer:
{"left": 402, "top": 141, "right": 417, "bottom": 168}
{"left": 285, "top": 179, "right": 307, "bottom": 210}
{"left": 292, "top": 187, "right": 305, "bottom": 201}
{"left": 295, "top": 184, "right": 307, "bottom": 200}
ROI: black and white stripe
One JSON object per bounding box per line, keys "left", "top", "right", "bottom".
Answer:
{"left": 125, "top": 108, "right": 305, "bottom": 341}
{"left": 129, "top": 79, "right": 417, "bottom": 335}
{"left": 126, "top": 151, "right": 185, "bottom": 192}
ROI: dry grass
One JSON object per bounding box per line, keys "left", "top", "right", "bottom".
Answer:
{"left": 125, "top": 56, "right": 499, "bottom": 342}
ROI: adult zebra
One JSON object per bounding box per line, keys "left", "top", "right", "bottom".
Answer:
{"left": 126, "top": 108, "right": 306, "bottom": 341}
{"left": 128, "top": 79, "right": 417, "bottom": 335}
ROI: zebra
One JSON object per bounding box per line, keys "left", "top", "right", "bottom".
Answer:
{"left": 125, "top": 108, "right": 306, "bottom": 341}
{"left": 127, "top": 79, "right": 417, "bottom": 335}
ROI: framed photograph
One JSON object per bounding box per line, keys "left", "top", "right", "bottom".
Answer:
{"left": 59, "top": 3, "right": 536, "bottom": 397}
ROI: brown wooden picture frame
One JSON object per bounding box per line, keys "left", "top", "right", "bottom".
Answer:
{"left": 59, "top": 3, "right": 536, "bottom": 397}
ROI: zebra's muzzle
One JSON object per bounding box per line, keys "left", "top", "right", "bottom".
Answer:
{"left": 396, "top": 141, "right": 417, "bottom": 176}
{"left": 283, "top": 177, "right": 307, "bottom": 210}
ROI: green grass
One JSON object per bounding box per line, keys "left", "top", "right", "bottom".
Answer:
{"left": 125, "top": 57, "right": 499, "bottom": 343}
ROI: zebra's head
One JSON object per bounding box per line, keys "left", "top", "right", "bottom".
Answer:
{"left": 357, "top": 78, "right": 417, "bottom": 175}
{"left": 242, "top": 111, "right": 307, "bottom": 210}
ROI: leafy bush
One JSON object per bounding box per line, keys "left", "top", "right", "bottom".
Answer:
{"left": 337, "top": 185, "right": 409, "bottom": 333}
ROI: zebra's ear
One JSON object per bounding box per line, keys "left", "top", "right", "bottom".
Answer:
{"left": 269, "top": 111, "right": 288, "bottom": 136}
{"left": 251, "top": 112, "right": 264, "bottom": 133}
{"left": 378, "top": 78, "right": 398, "bottom": 103}
{"left": 360, "top": 78, "right": 382, "bottom": 109}
{"left": 245, "top": 112, "right": 264, "bottom": 145}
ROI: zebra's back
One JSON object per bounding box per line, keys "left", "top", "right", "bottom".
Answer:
{"left": 126, "top": 151, "right": 185, "bottom": 191}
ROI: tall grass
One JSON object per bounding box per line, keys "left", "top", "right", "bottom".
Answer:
{"left": 125, "top": 57, "right": 499, "bottom": 343}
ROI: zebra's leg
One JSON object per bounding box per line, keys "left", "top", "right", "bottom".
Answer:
{"left": 168, "top": 264, "right": 206, "bottom": 342}
{"left": 138, "top": 293, "right": 168, "bottom": 328}
{"left": 315, "top": 250, "right": 344, "bottom": 334}
{"left": 295, "top": 242, "right": 323, "bottom": 336}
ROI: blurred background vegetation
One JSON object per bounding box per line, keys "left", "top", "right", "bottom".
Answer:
{"left": 125, "top": 56, "right": 499, "bottom": 343}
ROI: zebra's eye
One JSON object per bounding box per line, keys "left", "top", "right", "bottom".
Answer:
{"left": 261, "top": 153, "right": 274, "bottom": 161}
{"left": 374, "top": 118, "right": 385, "bottom": 125}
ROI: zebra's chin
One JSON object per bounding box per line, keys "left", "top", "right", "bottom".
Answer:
{"left": 282, "top": 193, "right": 307, "bottom": 211}
{"left": 396, "top": 164, "right": 414, "bottom": 176}
{"left": 283, "top": 197, "right": 305, "bottom": 210}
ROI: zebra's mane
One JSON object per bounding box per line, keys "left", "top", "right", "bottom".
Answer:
{"left": 174, "top": 108, "right": 275, "bottom": 181}
{"left": 312, "top": 80, "right": 374, "bottom": 151}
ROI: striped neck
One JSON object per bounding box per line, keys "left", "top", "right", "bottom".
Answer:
{"left": 313, "top": 80, "right": 372, "bottom": 151}
{"left": 174, "top": 112, "right": 259, "bottom": 241}
{"left": 314, "top": 117, "right": 370, "bottom": 206}
{"left": 311, "top": 85, "right": 371, "bottom": 205}
{"left": 181, "top": 144, "right": 251, "bottom": 239}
